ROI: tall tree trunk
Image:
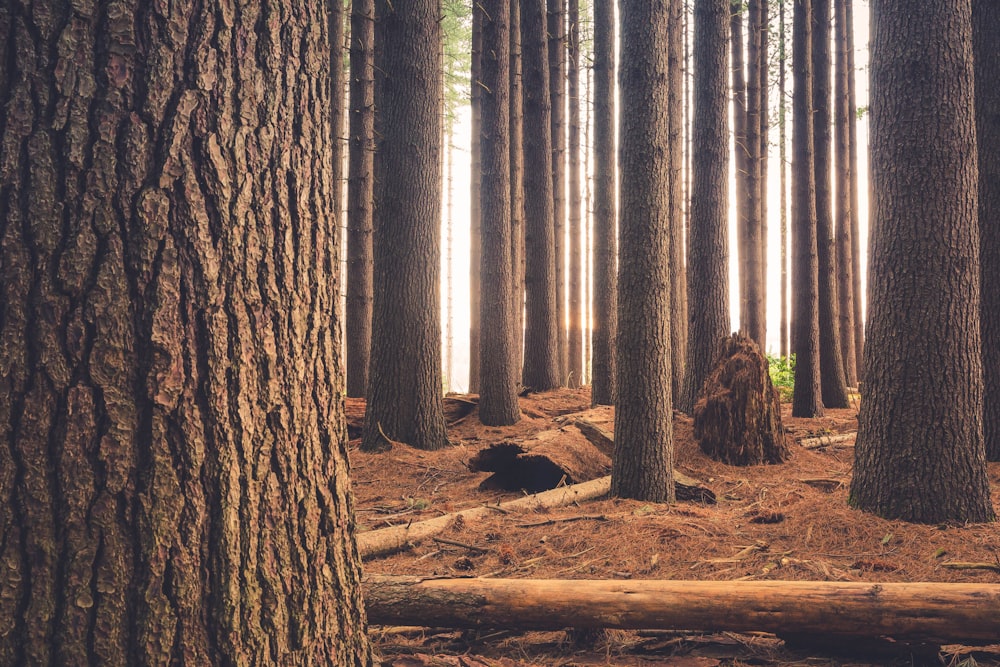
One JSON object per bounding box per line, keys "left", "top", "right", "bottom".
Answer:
{"left": 511, "top": 0, "right": 526, "bottom": 383}
{"left": 743, "top": 0, "right": 765, "bottom": 347}
{"left": 779, "top": 0, "right": 790, "bottom": 359}
{"left": 974, "top": 0, "right": 1000, "bottom": 462}
{"left": 669, "top": 0, "right": 689, "bottom": 401}
{"left": 851, "top": 0, "right": 993, "bottom": 523}
{"left": 480, "top": 0, "right": 522, "bottom": 426}
{"left": 583, "top": 55, "right": 594, "bottom": 386}
{"left": 445, "top": 132, "right": 456, "bottom": 390}
{"left": 521, "top": 0, "right": 562, "bottom": 391}
{"left": 568, "top": 0, "right": 584, "bottom": 389}
{"left": 613, "top": 0, "right": 675, "bottom": 503}
{"left": 364, "top": 0, "right": 450, "bottom": 451}
{"left": 812, "top": 0, "right": 850, "bottom": 408}
{"left": 834, "top": 0, "right": 858, "bottom": 387}
{"left": 590, "top": 0, "right": 618, "bottom": 405}
{"left": 731, "top": 3, "right": 753, "bottom": 340}
{"left": 791, "top": 0, "right": 824, "bottom": 418}
{"left": 681, "top": 0, "right": 731, "bottom": 414}
{"left": 758, "top": 0, "right": 769, "bottom": 338}
{"left": 469, "top": 8, "right": 483, "bottom": 393}
{"left": 348, "top": 0, "right": 375, "bottom": 398}
{"left": 549, "top": 0, "right": 569, "bottom": 384}
{"left": 846, "top": 0, "right": 864, "bottom": 379}
{"left": 0, "top": 1, "right": 373, "bottom": 663}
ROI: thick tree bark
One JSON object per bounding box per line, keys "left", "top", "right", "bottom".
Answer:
{"left": 591, "top": 0, "right": 617, "bottom": 406}
{"left": 779, "top": 0, "right": 790, "bottom": 359}
{"left": 0, "top": 1, "right": 373, "bottom": 663}
{"left": 974, "top": 0, "right": 1000, "bottom": 461}
{"left": 365, "top": 576, "right": 1000, "bottom": 644}
{"left": 681, "top": 0, "right": 731, "bottom": 414}
{"left": 791, "top": 0, "right": 824, "bottom": 418}
{"left": 511, "top": 0, "right": 526, "bottom": 381}
{"left": 834, "top": 0, "right": 858, "bottom": 387}
{"left": 743, "top": 0, "right": 765, "bottom": 348}
{"left": 479, "top": 0, "right": 522, "bottom": 426}
{"left": 549, "top": 0, "right": 569, "bottom": 383}
{"left": 613, "top": 0, "right": 674, "bottom": 503}
{"left": 469, "top": 8, "right": 483, "bottom": 393}
{"left": 348, "top": 0, "right": 376, "bottom": 398}
{"left": 846, "top": 0, "right": 864, "bottom": 379}
{"left": 364, "top": 0, "right": 450, "bottom": 451}
{"left": 669, "top": 0, "right": 689, "bottom": 401}
{"left": 812, "top": 0, "right": 850, "bottom": 408}
{"left": 568, "top": 0, "right": 584, "bottom": 389}
{"left": 851, "top": 0, "right": 994, "bottom": 523}
{"left": 521, "top": 0, "right": 561, "bottom": 391}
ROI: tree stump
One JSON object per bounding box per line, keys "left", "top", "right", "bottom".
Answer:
{"left": 693, "top": 333, "right": 789, "bottom": 465}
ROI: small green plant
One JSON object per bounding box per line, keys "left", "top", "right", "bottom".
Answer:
{"left": 767, "top": 353, "right": 795, "bottom": 402}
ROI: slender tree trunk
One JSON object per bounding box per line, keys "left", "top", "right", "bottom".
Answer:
{"left": 469, "top": 8, "right": 483, "bottom": 393}
{"left": 851, "top": 0, "right": 993, "bottom": 523}
{"left": 834, "top": 0, "right": 858, "bottom": 387}
{"left": 591, "top": 0, "right": 617, "bottom": 405}
{"left": 731, "top": 3, "right": 752, "bottom": 339}
{"left": 812, "top": 0, "right": 850, "bottom": 408}
{"left": 522, "top": 0, "right": 562, "bottom": 391}
{"left": 364, "top": 0, "right": 450, "bottom": 451}
{"left": 681, "top": 0, "right": 731, "bottom": 414}
{"left": 549, "top": 0, "right": 569, "bottom": 384}
{"left": 974, "top": 0, "right": 1000, "bottom": 461}
{"left": 568, "top": 0, "right": 584, "bottom": 389}
{"left": 0, "top": 1, "right": 373, "bottom": 662}
{"left": 669, "top": 0, "right": 689, "bottom": 401}
{"left": 480, "top": 0, "right": 522, "bottom": 425}
{"left": 583, "top": 55, "right": 594, "bottom": 386}
{"left": 846, "top": 0, "right": 864, "bottom": 379}
{"left": 791, "top": 0, "right": 824, "bottom": 418}
{"left": 511, "top": 0, "right": 526, "bottom": 383}
{"left": 614, "top": 0, "right": 674, "bottom": 503}
{"left": 758, "top": 0, "right": 769, "bottom": 339}
{"left": 446, "top": 132, "right": 456, "bottom": 390}
{"left": 348, "top": 0, "right": 375, "bottom": 398}
{"left": 779, "top": 0, "right": 790, "bottom": 359}
{"left": 743, "top": 0, "right": 765, "bottom": 348}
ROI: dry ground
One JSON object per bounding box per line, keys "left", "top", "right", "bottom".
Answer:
{"left": 349, "top": 388, "right": 1000, "bottom": 667}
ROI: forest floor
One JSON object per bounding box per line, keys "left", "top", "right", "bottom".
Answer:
{"left": 348, "top": 388, "right": 1000, "bottom": 667}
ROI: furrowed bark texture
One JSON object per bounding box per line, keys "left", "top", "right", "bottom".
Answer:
{"left": 590, "top": 0, "right": 617, "bottom": 406}
{"left": 521, "top": 0, "right": 561, "bottom": 391}
{"left": 779, "top": 0, "right": 790, "bottom": 359}
{"left": 851, "top": 0, "right": 994, "bottom": 523}
{"left": 549, "top": 0, "right": 568, "bottom": 383}
{"left": 846, "top": 0, "right": 863, "bottom": 379}
{"left": 511, "top": 0, "right": 526, "bottom": 381}
{"left": 669, "top": 0, "right": 688, "bottom": 401}
{"left": 742, "top": 0, "right": 765, "bottom": 348}
{"left": 791, "top": 0, "right": 824, "bottom": 418}
{"left": 975, "top": 0, "right": 1000, "bottom": 462}
{"left": 365, "top": 0, "right": 449, "bottom": 451}
{"left": 812, "top": 0, "right": 850, "bottom": 409}
{"left": 613, "top": 0, "right": 674, "bottom": 503}
{"left": 682, "top": 0, "right": 731, "bottom": 414}
{"left": 834, "top": 0, "right": 857, "bottom": 387}
{"left": 347, "top": 0, "right": 375, "bottom": 398}
{"left": 479, "top": 0, "right": 521, "bottom": 426}
{"left": 568, "top": 0, "right": 583, "bottom": 389}
{"left": 0, "top": 1, "right": 373, "bottom": 664}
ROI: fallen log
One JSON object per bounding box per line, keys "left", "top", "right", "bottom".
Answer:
{"left": 800, "top": 432, "right": 857, "bottom": 449}
{"left": 357, "top": 476, "right": 612, "bottom": 559}
{"left": 363, "top": 576, "right": 1000, "bottom": 644}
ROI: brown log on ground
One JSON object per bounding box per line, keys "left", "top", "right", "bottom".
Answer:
{"left": 469, "top": 425, "right": 610, "bottom": 492}
{"left": 357, "top": 477, "right": 612, "bottom": 558}
{"left": 345, "top": 396, "right": 479, "bottom": 439}
{"left": 800, "top": 432, "right": 856, "bottom": 449}
{"left": 693, "top": 333, "right": 789, "bottom": 465}
{"left": 363, "top": 576, "right": 1000, "bottom": 644}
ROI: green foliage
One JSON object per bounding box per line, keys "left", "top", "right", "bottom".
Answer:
{"left": 767, "top": 353, "right": 795, "bottom": 402}
{"left": 442, "top": 0, "right": 472, "bottom": 127}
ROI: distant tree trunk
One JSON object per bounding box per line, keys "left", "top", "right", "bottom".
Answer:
{"left": 779, "top": 0, "right": 790, "bottom": 359}
{"left": 445, "top": 132, "right": 456, "bottom": 389}
{"left": 549, "top": 0, "right": 569, "bottom": 384}
{"left": 365, "top": 0, "right": 450, "bottom": 451}
{"left": 511, "top": 0, "right": 526, "bottom": 382}
{"left": 591, "top": 0, "right": 618, "bottom": 405}
{"left": 469, "top": 8, "right": 483, "bottom": 393}
{"left": 757, "top": 0, "right": 769, "bottom": 334}
{"left": 480, "top": 0, "right": 522, "bottom": 425}
{"left": 974, "top": 0, "right": 1000, "bottom": 461}
{"left": 0, "top": 0, "right": 374, "bottom": 663}
{"left": 568, "top": 0, "right": 584, "bottom": 389}
{"left": 846, "top": 0, "right": 864, "bottom": 379}
{"left": 522, "top": 0, "right": 562, "bottom": 391}
{"left": 834, "top": 0, "right": 858, "bottom": 387}
{"left": 669, "top": 0, "right": 689, "bottom": 401}
{"left": 681, "top": 0, "right": 731, "bottom": 414}
{"left": 851, "top": 0, "right": 993, "bottom": 523}
{"left": 613, "top": 0, "right": 674, "bottom": 503}
{"left": 348, "top": 0, "right": 375, "bottom": 398}
{"left": 583, "top": 56, "right": 595, "bottom": 386}
{"left": 743, "top": 0, "right": 765, "bottom": 348}
{"left": 791, "top": 0, "right": 824, "bottom": 418}
{"left": 812, "top": 0, "right": 850, "bottom": 408}
{"left": 731, "top": 3, "right": 753, "bottom": 340}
